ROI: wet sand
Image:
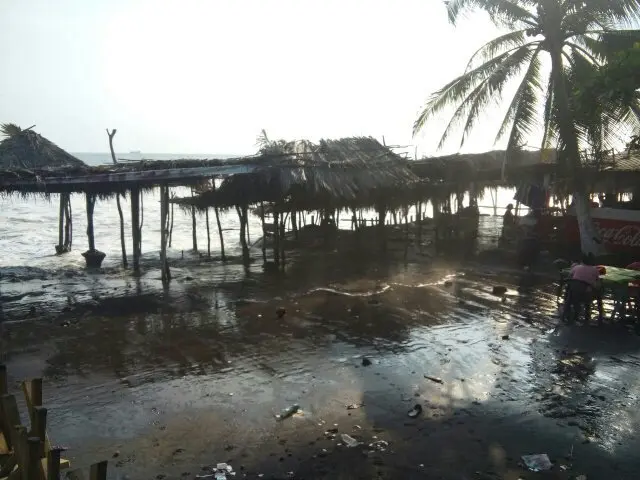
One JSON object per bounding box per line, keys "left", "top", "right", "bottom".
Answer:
{"left": 2, "top": 249, "right": 640, "bottom": 479}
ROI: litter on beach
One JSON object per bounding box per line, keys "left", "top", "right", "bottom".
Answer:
{"left": 521, "top": 453, "right": 552, "bottom": 472}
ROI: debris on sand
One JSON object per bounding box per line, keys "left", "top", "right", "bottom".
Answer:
{"left": 341, "top": 433, "right": 360, "bottom": 447}
{"left": 492, "top": 286, "right": 507, "bottom": 296}
{"left": 361, "top": 357, "right": 372, "bottom": 367}
{"left": 276, "top": 404, "right": 300, "bottom": 420}
{"left": 424, "top": 375, "right": 444, "bottom": 384}
{"left": 276, "top": 307, "right": 286, "bottom": 318}
{"left": 347, "top": 403, "right": 364, "bottom": 410}
{"left": 407, "top": 404, "right": 422, "bottom": 418}
{"left": 521, "top": 454, "right": 552, "bottom": 472}
{"left": 501, "top": 335, "right": 510, "bottom": 340}
{"left": 553, "top": 352, "right": 595, "bottom": 380}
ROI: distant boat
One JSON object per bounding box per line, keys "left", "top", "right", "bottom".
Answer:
{"left": 129, "top": 150, "right": 141, "bottom": 154}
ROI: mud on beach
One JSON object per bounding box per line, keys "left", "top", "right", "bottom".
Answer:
{"left": 1, "top": 247, "right": 640, "bottom": 480}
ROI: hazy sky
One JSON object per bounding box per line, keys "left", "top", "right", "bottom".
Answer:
{"left": 1, "top": 0, "right": 507, "bottom": 155}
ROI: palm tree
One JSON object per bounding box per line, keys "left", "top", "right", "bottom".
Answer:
{"left": 414, "top": 0, "right": 640, "bottom": 255}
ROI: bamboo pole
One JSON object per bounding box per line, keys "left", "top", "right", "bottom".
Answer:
{"left": 85, "top": 194, "right": 96, "bottom": 252}
{"left": 57, "top": 194, "right": 64, "bottom": 253}
{"left": 106, "top": 129, "right": 127, "bottom": 268}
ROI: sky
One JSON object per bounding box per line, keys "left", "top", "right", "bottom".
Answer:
{"left": 1, "top": 0, "right": 509, "bottom": 155}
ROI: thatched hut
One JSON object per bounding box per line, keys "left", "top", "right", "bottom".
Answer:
{"left": 0, "top": 124, "right": 86, "bottom": 170}
{"left": 172, "top": 136, "right": 419, "bottom": 265}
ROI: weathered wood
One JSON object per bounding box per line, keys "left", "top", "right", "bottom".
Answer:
{"left": 57, "top": 195, "right": 64, "bottom": 251}
{"left": 22, "top": 380, "right": 51, "bottom": 453}
{"left": 65, "top": 469, "right": 85, "bottom": 480}
{"left": 63, "top": 194, "right": 72, "bottom": 250}
{"left": 85, "top": 194, "right": 96, "bottom": 252}
{"left": 46, "top": 448, "right": 61, "bottom": 480}
{"left": 259, "top": 202, "right": 267, "bottom": 263}
{"left": 1, "top": 395, "right": 21, "bottom": 450}
{"left": 26, "top": 437, "right": 41, "bottom": 480}
{"left": 191, "top": 188, "right": 198, "bottom": 252}
{"left": 14, "top": 426, "right": 28, "bottom": 480}
{"left": 130, "top": 186, "right": 141, "bottom": 273}
{"left": 160, "top": 186, "right": 171, "bottom": 285}
{"left": 0, "top": 364, "right": 6, "bottom": 395}
{"left": 89, "top": 461, "right": 107, "bottom": 480}
{"left": 205, "top": 208, "right": 211, "bottom": 258}
{"left": 31, "top": 407, "right": 47, "bottom": 456}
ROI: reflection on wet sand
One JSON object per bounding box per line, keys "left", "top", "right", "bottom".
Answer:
{"left": 2, "top": 247, "right": 640, "bottom": 479}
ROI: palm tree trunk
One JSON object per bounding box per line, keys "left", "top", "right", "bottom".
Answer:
{"left": 550, "top": 47, "right": 605, "bottom": 256}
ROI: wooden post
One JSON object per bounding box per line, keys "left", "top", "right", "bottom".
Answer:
{"left": 260, "top": 202, "right": 267, "bottom": 263}
{"left": 191, "top": 188, "right": 198, "bottom": 252}
{"left": 0, "top": 364, "right": 6, "bottom": 395}
{"left": 89, "top": 461, "right": 108, "bottom": 480}
{"left": 168, "top": 194, "right": 175, "bottom": 247}
{"left": 106, "top": 129, "right": 127, "bottom": 268}
{"left": 47, "top": 448, "right": 62, "bottom": 480}
{"left": 57, "top": 194, "right": 65, "bottom": 253}
{"left": 211, "top": 181, "right": 225, "bottom": 261}
{"left": 85, "top": 194, "right": 96, "bottom": 252}
{"left": 63, "top": 194, "right": 72, "bottom": 250}
{"left": 1, "top": 394, "right": 21, "bottom": 450}
{"left": 280, "top": 212, "right": 286, "bottom": 269}
{"left": 205, "top": 208, "right": 211, "bottom": 258}
{"left": 160, "top": 186, "right": 171, "bottom": 285}
{"left": 273, "top": 211, "right": 280, "bottom": 265}
{"left": 26, "top": 437, "right": 41, "bottom": 480}
{"left": 131, "top": 186, "right": 141, "bottom": 273}
{"left": 237, "top": 205, "right": 249, "bottom": 264}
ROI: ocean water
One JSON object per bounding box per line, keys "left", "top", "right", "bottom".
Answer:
{"left": 0, "top": 152, "right": 518, "bottom": 270}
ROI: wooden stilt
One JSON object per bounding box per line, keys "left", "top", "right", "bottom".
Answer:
{"left": 260, "top": 202, "right": 267, "bottom": 263}
{"left": 63, "top": 194, "right": 72, "bottom": 250}
{"left": 0, "top": 364, "right": 7, "bottom": 395}
{"left": 56, "top": 194, "right": 64, "bottom": 254}
{"left": 130, "top": 186, "right": 141, "bottom": 274}
{"left": 191, "top": 188, "right": 198, "bottom": 252}
{"left": 168, "top": 194, "right": 174, "bottom": 247}
{"left": 273, "top": 211, "right": 280, "bottom": 265}
{"left": 237, "top": 204, "right": 250, "bottom": 264}
{"left": 47, "top": 448, "right": 62, "bottom": 480}
{"left": 89, "top": 461, "right": 108, "bottom": 480}
{"left": 160, "top": 185, "right": 171, "bottom": 285}
{"left": 205, "top": 208, "right": 211, "bottom": 258}
{"left": 82, "top": 194, "right": 105, "bottom": 267}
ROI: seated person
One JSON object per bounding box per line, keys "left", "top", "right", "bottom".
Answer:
{"left": 565, "top": 254, "right": 604, "bottom": 321}
{"left": 503, "top": 203, "right": 515, "bottom": 226}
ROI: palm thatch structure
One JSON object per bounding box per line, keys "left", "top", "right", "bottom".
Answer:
{"left": 172, "top": 136, "right": 419, "bottom": 266}
{"left": 0, "top": 124, "right": 86, "bottom": 170}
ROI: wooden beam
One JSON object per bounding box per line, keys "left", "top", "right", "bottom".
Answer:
{"left": 1, "top": 395, "right": 21, "bottom": 450}
{"left": 45, "top": 448, "right": 62, "bottom": 480}
{"left": 26, "top": 437, "right": 41, "bottom": 480}
{"left": 89, "top": 461, "right": 107, "bottom": 480}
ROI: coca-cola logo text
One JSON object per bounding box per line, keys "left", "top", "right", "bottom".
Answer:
{"left": 596, "top": 223, "right": 640, "bottom": 248}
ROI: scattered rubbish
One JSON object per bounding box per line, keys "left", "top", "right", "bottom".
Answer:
{"left": 424, "top": 375, "right": 444, "bottom": 384}
{"left": 341, "top": 434, "right": 360, "bottom": 447}
{"left": 197, "top": 463, "right": 234, "bottom": 480}
{"left": 407, "top": 404, "right": 423, "bottom": 418}
{"left": 361, "top": 357, "right": 372, "bottom": 367}
{"left": 276, "top": 404, "right": 300, "bottom": 420}
{"left": 492, "top": 286, "right": 507, "bottom": 296}
{"left": 501, "top": 335, "right": 510, "bottom": 340}
{"left": 444, "top": 280, "right": 453, "bottom": 287}
{"left": 276, "top": 307, "right": 286, "bottom": 318}
{"left": 368, "top": 440, "right": 389, "bottom": 452}
{"left": 353, "top": 425, "right": 362, "bottom": 430}
{"left": 521, "top": 454, "right": 552, "bottom": 472}
{"left": 576, "top": 475, "right": 587, "bottom": 480}
{"left": 347, "top": 403, "right": 364, "bottom": 410}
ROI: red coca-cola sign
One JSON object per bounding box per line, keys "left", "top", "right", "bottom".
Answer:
{"left": 596, "top": 222, "right": 640, "bottom": 248}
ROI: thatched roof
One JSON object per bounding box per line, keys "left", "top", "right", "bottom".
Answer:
{"left": 0, "top": 125, "right": 86, "bottom": 170}
{"left": 173, "top": 136, "right": 419, "bottom": 211}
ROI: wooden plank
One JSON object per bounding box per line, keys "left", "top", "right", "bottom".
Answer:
{"left": 89, "top": 461, "right": 107, "bottom": 480}
{"left": 14, "top": 426, "right": 28, "bottom": 480}
{"left": 0, "top": 365, "right": 7, "bottom": 395}
{"left": 65, "top": 470, "right": 86, "bottom": 480}
{"left": 25, "top": 437, "right": 42, "bottom": 480}
{"left": 1, "top": 395, "right": 22, "bottom": 450}
{"left": 0, "top": 432, "right": 9, "bottom": 455}
{"left": 45, "top": 448, "right": 61, "bottom": 480}
{"left": 21, "top": 382, "right": 51, "bottom": 453}
{"left": 31, "top": 407, "right": 47, "bottom": 457}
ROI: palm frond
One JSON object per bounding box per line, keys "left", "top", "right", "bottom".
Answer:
{"left": 413, "top": 46, "right": 530, "bottom": 136}
{"left": 465, "top": 30, "right": 529, "bottom": 71}
{"left": 1, "top": 123, "right": 23, "bottom": 138}
{"left": 504, "top": 52, "right": 542, "bottom": 150}
{"left": 446, "top": 0, "right": 536, "bottom": 27}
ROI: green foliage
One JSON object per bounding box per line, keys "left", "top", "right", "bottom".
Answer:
{"left": 414, "top": 0, "right": 640, "bottom": 157}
